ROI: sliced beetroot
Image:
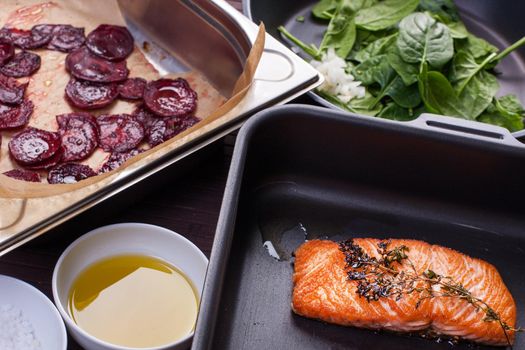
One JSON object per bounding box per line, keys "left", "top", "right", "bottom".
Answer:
{"left": 2, "top": 28, "right": 31, "bottom": 47}
{"left": 65, "top": 77, "right": 118, "bottom": 110}
{"left": 143, "top": 78, "right": 197, "bottom": 117}
{"left": 66, "top": 47, "right": 129, "bottom": 83}
{"left": 132, "top": 104, "right": 157, "bottom": 130}
{"left": 57, "top": 112, "right": 99, "bottom": 162}
{"left": 47, "top": 25, "right": 85, "bottom": 52}
{"left": 147, "top": 115, "right": 199, "bottom": 147}
{"left": 118, "top": 77, "right": 146, "bottom": 100}
{"left": 0, "top": 100, "right": 33, "bottom": 130}
{"left": 3, "top": 169, "right": 41, "bottom": 182}
{"left": 25, "top": 146, "right": 63, "bottom": 170}
{"left": 0, "top": 28, "right": 12, "bottom": 43}
{"left": 86, "top": 25, "right": 134, "bottom": 61}
{"left": 30, "top": 24, "right": 56, "bottom": 47}
{"left": 0, "top": 41, "right": 14, "bottom": 65}
{"left": 0, "top": 51, "right": 41, "bottom": 78}
{"left": 98, "top": 148, "right": 144, "bottom": 174}
{"left": 0, "top": 74, "right": 27, "bottom": 105}
{"left": 8, "top": 127, "right": 61, "bottom": 165}
{"left": 47, "top": 163, "right": 96, "bottom": 184}
{"left": 97, "top": 114, "right": 144, "bottom": 152}
{"left": 0, "top": 24, "right": 54, "bottom": 50}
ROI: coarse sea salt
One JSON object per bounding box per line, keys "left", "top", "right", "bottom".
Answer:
{"left": 0, "top": 304, "right": 41, "bottom": 350}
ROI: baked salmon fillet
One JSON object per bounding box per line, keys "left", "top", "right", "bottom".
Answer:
{"left": 292, "top": 239, "right": 516, "bottom": 346}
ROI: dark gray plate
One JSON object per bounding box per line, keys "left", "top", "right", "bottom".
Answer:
{"left": 244, "top": 0, "right": 525, "bottom": 139}
{"left": 193, "top": 105, "right": 525, "bottom": 350}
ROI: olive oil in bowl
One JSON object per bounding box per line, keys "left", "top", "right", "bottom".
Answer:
{"left": 68, "top": 254, "right": 198, "bottom": 348}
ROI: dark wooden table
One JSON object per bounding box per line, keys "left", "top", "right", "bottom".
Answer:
{"left": 0, "top": 1, "right": 243, "bottom": 349}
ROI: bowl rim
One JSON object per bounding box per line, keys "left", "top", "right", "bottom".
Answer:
{"left": 51, "top": 222, "right": 208, "bottom": 350}
{"left": 0, "top": 274, "right": 68, "bottom": 350}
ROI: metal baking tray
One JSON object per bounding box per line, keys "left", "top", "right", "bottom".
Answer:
{"left": 0, "top": 0, "right": 322, "bottom": 255}
{"left": 193, "top": 105, "right": 525, "bottom": 350}
{"left": 244, "top": 0, "right": 525, "bottom": 139}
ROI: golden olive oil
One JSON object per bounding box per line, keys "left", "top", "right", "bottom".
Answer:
{"left": 68, "top": 254, "right": 198, "bottom": 348}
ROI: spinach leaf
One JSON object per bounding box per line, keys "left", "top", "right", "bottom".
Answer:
{"left": 455, "top": 34, "right": 498, "bottom": 59}
{"left": 489, "top": 36, "right": 525, "bottom": 64}
{"left": 418, "top": 63, "right": 467, "bottom": 118}
{"left": 449, "top": 50, "right": 479, "bottom": 84}
{"left": 497, "top": 95, "right": 525, "bottom": 116}
{"left": 418, "top": 0, "right": 460, "bottom": 23}
{"left": 319, "top": 0, "right": 357, "bottom": 58}
{"left": 349, "top": 91, "right": 383, "bottom": 115}
{"left": 354, "top": 55, "right": 420, "bottom": 108}
{"left": 397, "top": 12, "right": 454, "bottom": 71}
{"left": 446, "top": 21, "right": 468, "bottom": 39}
{"left": 377, "top": 103, "right": 416, "bottom": 121}
{"left": 353, "top": 55, "right": 387, "bottom": 85}
{"left": 312, "top": 0, "right": 338, "bottom": 20}
{"left": 317, "top": 90, "right": 382, "bottom": 116}
{"left": 355, "top": 0, "right": 419, "bottom": 31}
{"left": 349, "top": 28, "right": 395, "bottom": 59}
{"left": 449, "top": 50, "right": 496, "bottom": 94}
{"left": 457, "top": 70, "right": 499, "bottom": 119}
{"left": 425, "top": 12, "right": 467, "bottom": 38}
{"left": 384, "top": 78, "right": 421, "bottom": 109}
{"left": 278, "top": 26, "right": 320, "bottom": 59}
{"left": 347, "top": 0, "right": 378, "bottom": 12}
{"left": 387, "top": 46, "right": 418, "bottom": 85}
{"left": 448, "top": 50, "right": 499, "bottom": 118}
{"left": 354, "top": 33, "right": 398, "bottom": 62}
{"left": 478, "top": 96, "right": 524, "bottom": 131}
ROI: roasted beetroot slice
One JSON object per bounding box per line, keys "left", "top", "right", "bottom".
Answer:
{"left": 143, "top": 78, "right": 197, "bottom": 117}
{"left": 0, "top": 26, "right": 53, "bottom": 49}
{"left": 0, "top": 51, "right": 41, "bottom": 78}
{"left": 98, "top": 148, "right": 144, "bottom": 174}
{"left": 0, "top": 100, "right": 33, "bottom": 130}
{"left": 3, "top": 169, "right": 40, "bottom": 182}
{"left": 97, "top": 114, "right": 144, "bottom": 153}
{"left": 9, "top": 127, "right": 61, "bottom": 165}
{"left": 30, "top": 24, "right": 56, "bottom": 46}
{"left": 0, "top": 42, "right": 14, "bottom": 65}
{"left": 118, "top": 77, "right": 146, "bottom": 100}
{"left": 132, "top": 104, "right": 158, "bottom": 130}
{"left": 0, "top": 73, "right": 27, "bottom": 105}
{"left": 66, "top": 47, "right": 129, "bottom": 83}
{"left": 57, "top": 112, "right": 98, "bottom": 162}
{"left": 0, "top": 28, "right": 12, "bottom": 43}
{"left": 86, "top": 25, "right": 134, "bottom": 61}
{"left": 46, "top": 25, "right": 85, "bottom": 52}
{"left": 3, "top": 28, "right": 32, "bottom": 48}
{"left": 147, "top": 115, "right": 200, "bottom": 147}
{"left": 25, "top": 146, "right": 64, "bottom": 170}
{"left": 47, "top": 163, "right": 96, "bottom": 184}
{"left": 65, "top": 77, "right": 118, "bottom": 110}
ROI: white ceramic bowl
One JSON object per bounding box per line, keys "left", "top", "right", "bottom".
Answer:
{"left": 52, "top": 223, "right": 208, "bottom": 350}
{"left": 0, "top": 274, "right": 67, "bottom": 350}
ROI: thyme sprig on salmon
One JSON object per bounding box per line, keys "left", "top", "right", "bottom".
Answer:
{"left": 339, "top": 239, "right": 523, "bottom": 348}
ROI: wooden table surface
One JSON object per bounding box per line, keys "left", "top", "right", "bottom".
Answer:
{"left": 0, "top": 1, "right": 245, "bottom": 349}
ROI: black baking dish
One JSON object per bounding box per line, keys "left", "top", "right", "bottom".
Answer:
{"left": 192, "top": 105, "right": 525, "bottom": 350}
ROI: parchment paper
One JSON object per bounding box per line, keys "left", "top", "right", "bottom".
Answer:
{"left": 0, "top": 1, "right": 265, "bottom": 239}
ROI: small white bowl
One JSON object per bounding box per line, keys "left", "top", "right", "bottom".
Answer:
{"left": 52, "top": 223, "right": 208, "bottom": 350}
{"left": 0, "top": 274, "right": 67, "bottom": 350}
